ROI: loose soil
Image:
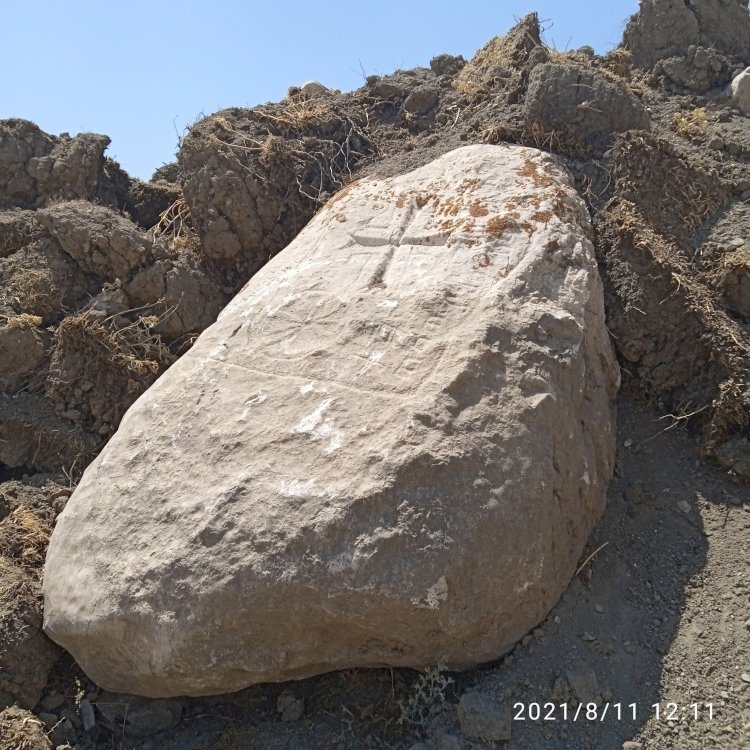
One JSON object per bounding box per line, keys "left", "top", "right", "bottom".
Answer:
{"left": 0, "top": 3, "right": 749, "bottom": 749}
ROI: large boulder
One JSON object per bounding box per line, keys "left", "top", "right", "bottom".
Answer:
{"left": 732, "top": 67, "right": 750, "bottom": 114}
{"left": 43, "top": 144, "right": 618, "bottom": 697}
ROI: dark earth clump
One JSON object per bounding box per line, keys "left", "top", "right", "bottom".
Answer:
{"left": 1, "top": 3, "right": 749, "bottom": 748}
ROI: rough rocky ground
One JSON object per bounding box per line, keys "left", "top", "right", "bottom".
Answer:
{"left": 1, "top": 1, "right": 749, "bottom": 748}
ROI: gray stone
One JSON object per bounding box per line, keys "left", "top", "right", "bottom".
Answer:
{"left": 277, "top": 691, "right": 304, "bottom": 722}
{"left": 50, "top": 717, "right": 77, "bottom": 746}
{"left": 125, "top": 699, "right": 183, "bottom": 737}
{"left": 565, "top": 669, "right": 601, "bottom": 705}
{"left": 435, "top": 733, "right": 464, "bottom": 750}
{"left": 40, "top": 690, "right": 66, "bottom": 712}
{"left": 43, "top": 145, "right": 618, "bottom": 697}
{"left": 37, "top": 711, "right": 58, "bottom": 727}
{"left": 300, "top": 81, "right": 330, "bottom": 97}
{"left": 79, "top": 698, "right": 95, "bottom": 732}
{"left": 731, "top": 67, "right": 750, "bottom": 114}
{"left": 457, "top": 691, "right": 511, "bottom": 742}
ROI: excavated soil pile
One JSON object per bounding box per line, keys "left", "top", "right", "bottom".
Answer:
{"left": 0, "top": 121, "right": 228, "bottom": 472}
{"left": 1, "top": 1, "right": 749, "bottom": 748}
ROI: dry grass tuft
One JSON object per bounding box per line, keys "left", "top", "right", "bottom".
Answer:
{"left": 152, "top": 197, "right": 192, "bottom": 241}
{"left": 0, "top": 706, "right": 51, "bottom": 750}
{"left": 453, "top": 13, "right": 541, "bottom": 103}
{"left": 525, "top": 121, "right": 588, "bottom": 157}
{"left": 603, "top": 48, "right": 633, "bottom": 79}
{"left": 673, "top": 107, "right": 708, "bottom": 139}
{"left": 208, "top": 102, "right": 375, "bottom": 207}
{"left": 53, "top": 309, "right": 174, "bottom": 380}
{"left": 266, "top": 98, "right": 330, "bottom": 131}
{"left": 4, "top": 268, "right": 55, "bottom": 319}
{"left": 0, "top": 507, "right": 50, "bottom": 570}
{"left": 3, "top": 313, "right": 43, "bottom": 330}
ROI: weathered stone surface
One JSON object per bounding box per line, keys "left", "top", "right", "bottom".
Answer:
{"left": 732, "top": 67, "right": 750, "bottom": 114}
{"left": 43, "top": 144, "right": 618, "bottom": 697}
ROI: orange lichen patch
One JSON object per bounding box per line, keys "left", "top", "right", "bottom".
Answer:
{"left": 469, "top": 201, "right": 489, "bottom": 217}
{"left": 458, "top": 178, "right": 479, "bottom": 194}
{"left": 487, "top": 215, "right": 534, "bottom": 238}
{"left": 329, "top": 178, "right": 363, "bottom": 206}
{"left": 437, "top": 199, "right": 462, "bottom": 217}
{"left": 505, "top": 193, "right": 549, "bottom": 212}
{"left": 487, "top": 216, "right": 517, "bottom": 238}
{"left": 396, "top": 193, "right": 408, "bottom": 209}
{"left": 439, "top": 218, "right": 463, "bottom": 232}
{"left": 532, "top": 209, "right": 553, "bottom": 224}
{"left": 516, "top": 159, "right": 554, "bottom": 188}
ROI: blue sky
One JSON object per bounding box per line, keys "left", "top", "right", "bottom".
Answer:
{"left": 3, "top": 1, "right": 639, "bottom": 180}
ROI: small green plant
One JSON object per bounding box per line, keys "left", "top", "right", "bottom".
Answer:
{"left": 397, "top": 664, "right": 454, "bottom": 728}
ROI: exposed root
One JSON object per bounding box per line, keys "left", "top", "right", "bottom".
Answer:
{"left": 152, "top": 197, "right": 192, "bottom": 240}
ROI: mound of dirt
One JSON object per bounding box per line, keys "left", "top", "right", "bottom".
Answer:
{"left": 0, "top": 478, "right": 67, "bottom": 711}
{"left": 178, "top": 92, "right": 376, "bottom": 278}
{"left": 524, "top": 62, "right": 650, "bottom": 153}
{"left": 623, "top": 0, "right": 750, "bottom": 70}
{"left": 0, "top": 120, "right": 109, "bottom": 211}
{"left": 596, "top": 132, "right": 750, "bottom": 468}
{"left": 0, "top": 126, "right": 232, "bottom": 472}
